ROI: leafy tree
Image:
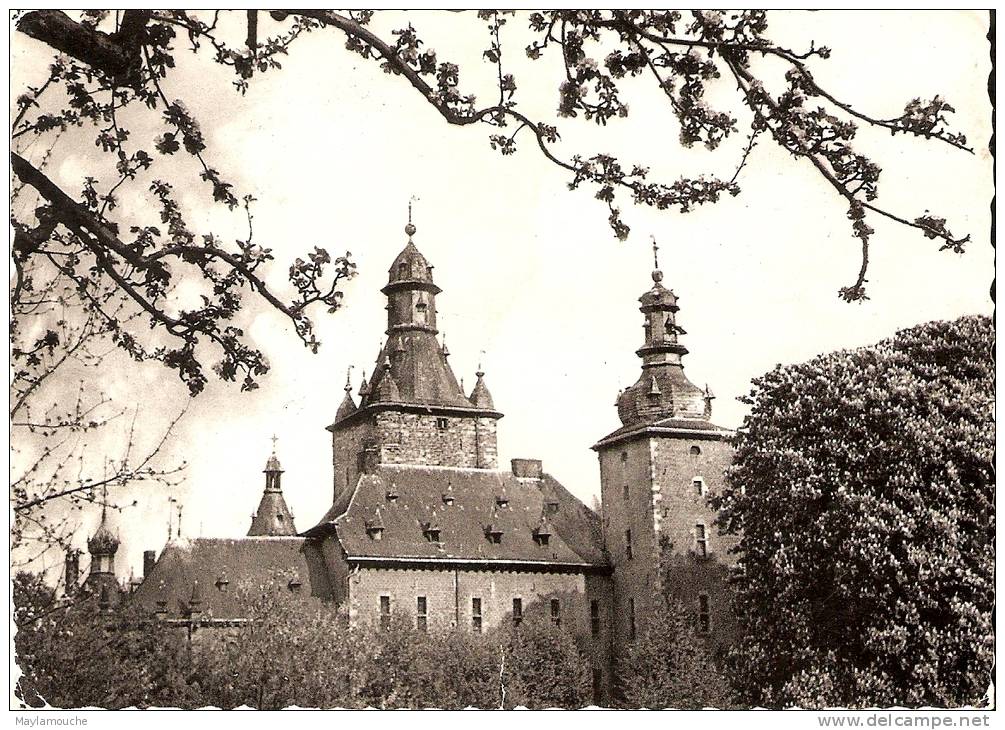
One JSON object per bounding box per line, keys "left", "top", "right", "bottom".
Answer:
{"left": 498, "top": 603, "right": 593, "bottom": 708}
{"left": 13, "top": 571, "right": 198, "bottom": 708}
{"left": 715, "top": 315, "right": 994, "bottom": 708}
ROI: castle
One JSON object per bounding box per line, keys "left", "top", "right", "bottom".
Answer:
{"left": 69, "top": 220, "right": 736, "bottom": 702}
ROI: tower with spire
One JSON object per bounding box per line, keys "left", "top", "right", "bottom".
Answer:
{"left": 248, "top": 438, "right": 298, "bottom": 536}
{"left": 593, "top": 237, "right": 738, "bottom": 656}
{"left": 326, "top": 215, "right": 503, "bottom": 505}
{"left": 85, "top": 496, "right": 121, "bottom": 600}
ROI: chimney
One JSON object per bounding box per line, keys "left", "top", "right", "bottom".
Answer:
{"left": 511, "top": 459, "right": 543, "bottom": 479}
{"left": 64, "top": 549, "right": 80, "bottom": 595}
{"left": 143, "top": 550, "right": 156, "bottom": 579}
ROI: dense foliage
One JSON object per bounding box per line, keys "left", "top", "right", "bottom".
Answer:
{"left": 614, "top": 594, "right": 733, "bottom": 709}
{"left": 715, "top": 315, "right": 994, "bottom": 708}
{"left": 14, "top": 578, "right": 595, "bottom": 709}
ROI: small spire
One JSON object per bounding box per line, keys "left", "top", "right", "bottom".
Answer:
{"left": 441, "top": 333, "right": 450, "bottom": 358}
{"left": 405, "top": 197, "right": 417, "bottom": 239}
{"left": 359, "top": 372, "right": 370, "bottom": 398}
{"left": 344, "top": 366, "right": 353, "bottom": 394}
{"left": 651, "top": 234, "right": 663, "bottom": 284}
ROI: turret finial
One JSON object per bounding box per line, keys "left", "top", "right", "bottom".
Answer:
{"left": 405, "top": 197, "right": 417, "bottom": 238}
{"left": 651, "top": 235, "right": 663, "bottom": 284}
{"left": 344, "top": 366, "right": 353, "bottom": 393}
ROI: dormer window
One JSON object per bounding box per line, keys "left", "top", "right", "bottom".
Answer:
{"left": 495, "top": 495, "right": 509, "bottom": 508}
{"left": 385, "top": 488, "right": 399, "bottom": 502}
{"left": 485, "top": 525, "right": 503, "bottom": 544}
{"left": 398, "top": 262, "right": 409, "bottom": 278}
{"left": 442, "top": 491, "right": 454, "bottom": 506}
{"left": 423, "top": 523, "right": 441, "bottom": 543}
{"left": 533, "top": 528, "right": 551, "bottom": 546}
{"left": 366, "top": 522, "right": 384, "bottom": 541}
{"left": 546, "top": 501, "right": 559, "bottom": 515}
{"left": 215, "top": 575, "right": 230, "bottom": 592}
{"left": 288, "top": 576, "right": 303, "bottom": 592}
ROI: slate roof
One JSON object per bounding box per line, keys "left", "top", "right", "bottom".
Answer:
{"left": 130, "top": 537, "right": 332, "bottom": 619}
{"left": 594, "top": 416, "right": 733, "bottom": 450}
{"left": 306, "top": 465, "right": 608, "bottom": 570}
{"left": 248, "top": 490, "right": 297, "bottom": 536}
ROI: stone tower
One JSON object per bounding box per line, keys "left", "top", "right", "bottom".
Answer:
{"left": 248, "top": 442, "right": 297, "bottom": 536}
{"left": 327, "top": 220, "right": 503, "bottom": 506}
{"left": 593, "top": 242, "right": 737, "bottom": 652}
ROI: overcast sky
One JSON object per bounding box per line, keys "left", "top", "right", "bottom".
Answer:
{"left": 11, "top": 11, "right": 994, "bottom": 580}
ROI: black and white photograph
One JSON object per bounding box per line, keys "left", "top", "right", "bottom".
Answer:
{"left": 7, "top": 8, "right": 996, "bottom": 717}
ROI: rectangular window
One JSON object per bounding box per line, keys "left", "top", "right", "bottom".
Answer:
{"left": 471, "top": 597, "right": 482, "bottom": 633}
{"left": 694, "top": 477, "right": 705, "bottom": 496}
{"left": 512, "top": 597, "right": 523, "bottom": 626}
{"left": 695, "top": 524, "right": 708, "bottom": 558}
{"left": 625, "top": 528, "right": 633, "bottom": 560}
{"left": 590, "top": 599, "right": 601, "bottom": 637}
{"left": 698, "top": 594, "right": 711, "bottom": 634}
{"left": 623, "top": 483, "right": 629, "bottom": 501}
{"left": 436, "top": 417, "right": 448, "bottom": 430}
{"left": 379, "top": 595, "right": 391, "bottom": 630}
{"left": 628, "top": 597, "right": 636, "bottom": 640}
{"left": 550, "top": 598, "right": 561, "bottom": 627}
{"left": 416, "top": 596, "right": 427, "bottom": 632}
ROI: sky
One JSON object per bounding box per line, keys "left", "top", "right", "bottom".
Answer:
{"left": 10, "top": 11, "right": 994, "bottom": 581}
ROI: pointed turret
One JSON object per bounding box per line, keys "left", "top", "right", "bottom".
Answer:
{"left": 372, "top": 356, "right": 401, "bottom": 402}
{"left": 335, "top": 369, "right": 358, "bottom": 421}
{"left": 469, "top": 366, "right": 495, "bottom": 410}
{"left": 248, "top": 440, "right": 297, "bottom": 537}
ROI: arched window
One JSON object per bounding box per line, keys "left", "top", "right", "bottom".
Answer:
{"left": 398, "top": 262, "right": 409, "bottom": 278}
{"left": 689, "top": 445, "right": 701, "bottom": 458}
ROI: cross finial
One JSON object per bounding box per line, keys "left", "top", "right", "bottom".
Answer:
{"left": 345, "top": 365, "right": 353, "bottom": 392}
{"left": 270, "top": 434, "right": 278, "bottom": 453}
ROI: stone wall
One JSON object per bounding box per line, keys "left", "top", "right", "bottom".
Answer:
{"left": 344, "top": 564, "right": 612, "bottom": 703}
{"left": 599, "top": 432, "right": 738, "bottom": 654}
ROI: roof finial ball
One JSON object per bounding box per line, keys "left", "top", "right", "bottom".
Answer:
{"left": 651, "top": 234, "right": 663, "bottom": 284}
{"left": 405, "top": 197, "right": 417, "bottom": 239}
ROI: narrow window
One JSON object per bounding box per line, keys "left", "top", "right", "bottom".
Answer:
{"left": 416, "top": 301, "right": 428, "bottom": 323}
{"left": 512, "top": 597, "right": 523, "bottom": 626}
{"left": 623, "top": 483, "right": 629, "bottom": 501}
{"left": 628, "top": 597, "right": 636, "bottom": 640}
{"left": 379, "top": 595, "right": 391, "bottom": 630}
{"left": 416, "top": 596, "right": 427, "bottom": 632}
{"left": 435, "top": 417, "right": 448, "bottom": 430}
{"left": 592, "top": 667, "right": 603, "bottom": 704}
{"left": 471, "top": 597, "right": 483, "bottom": 633}
{"left": 695, "top": 523, "right": 708, "bottom": 558}
{"left": 550, "top": 598, "right": 561, "bottom": 627}
{"left": 620, "top": 451, "right": 628, "bottom": 464}
{"left": 590, "top": 600, "right": 601, "bottom": 637}
{"left": 693, "top": 477, "right": 705, "bottom": 496}
{"left": 698, "top": 594, "right": 711, "bottom": 634}
{"left": 625, "top": 529, "right": 633, "bottom": 560}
